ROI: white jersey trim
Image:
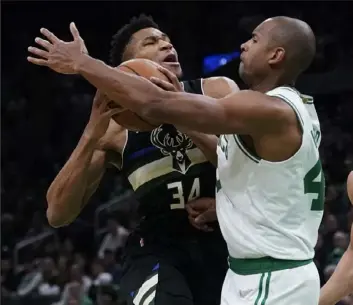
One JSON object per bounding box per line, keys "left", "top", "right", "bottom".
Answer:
{"left": 233, "top": 135, "right": 260, "bottom": 163}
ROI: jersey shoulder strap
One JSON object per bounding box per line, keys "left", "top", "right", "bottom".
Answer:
{"left": 266, "top": 86, "right": 311, "bottom": 129}
{"left": 181, "top": 79, "right": 204, "bottom": 95}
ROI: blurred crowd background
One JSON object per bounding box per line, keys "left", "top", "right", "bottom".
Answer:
{"left": 1, "top": 1, "right": 353, "bottom": 305}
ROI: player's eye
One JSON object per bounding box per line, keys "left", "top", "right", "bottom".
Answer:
{"left": 251, "top": 34, "right": 258, "bottom": 43}
{"left": 143, "top": 38, "right": 157, "bottom": 46}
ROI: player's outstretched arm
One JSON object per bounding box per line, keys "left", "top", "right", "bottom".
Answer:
{"left": 319, "top": 172, "right": 353, "bottom": 305}
{"left": 181, "top": 77, "right": 239, "bottom": 166}
{"left": 69, "top": 49, "right": 287, "bottom": 135}
{"left": 151, "top": 70, "right": 239, "bottom": 166}
{"left": 73, "top": 53, "right": 288, "bottom": 135}
{"left": 27, "top": 23, "right": 290, "bottom": 136}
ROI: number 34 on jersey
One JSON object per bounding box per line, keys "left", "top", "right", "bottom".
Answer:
{"left": 167, "top": 178, "right": 200, "bottom": 209}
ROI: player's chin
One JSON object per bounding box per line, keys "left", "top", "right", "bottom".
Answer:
{"left": 161, "top": 62, "right": 183, "bottom": 78}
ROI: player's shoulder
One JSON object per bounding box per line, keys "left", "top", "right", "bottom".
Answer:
{"left": 202, "top": 76, "right": 239, "bottom": 99}
{"left": 266, "top": 86, "right": 301, "bottom": 100}
{"left": 266, "top": 86, "right": 315, "bottom": 106}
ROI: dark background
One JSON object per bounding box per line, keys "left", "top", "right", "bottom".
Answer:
{"left": 1, "top": 1, "right": 353, "bottom": 305}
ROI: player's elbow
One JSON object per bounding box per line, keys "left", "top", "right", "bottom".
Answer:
{"left": 46, "top": 208, "right": 70, "bottom": 228}
{"left": 46, "top": 202, "right": 73, "bottom": 228}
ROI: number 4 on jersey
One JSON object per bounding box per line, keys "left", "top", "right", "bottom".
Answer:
{"left": 304, "top": 159, "right": 325, "bottom": 211}
{"left": 167, "top": 178, "right": 200, "bottom": 210}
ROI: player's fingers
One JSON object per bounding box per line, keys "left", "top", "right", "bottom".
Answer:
{"left": 40, "top": 28, "right": 60, "bottom": 44}
{"left": 28, "top": 46, "right": 50, "bottom": 59}
{"left": 34, "top": 37, "right": 52, "bottom": 51}
{"left": 150, "top": 77, "right": 176, "bottom": 91}
{"left": 185, "top": 204, "right": 200, "bottom": 217}
{"left": 195, "top": 209, "right": 217, "bottom": 225}
{"left": 70, "top": 22, "right": 81, "bottom": 41}
{"left": 106, "top": 108, "right": 125, "bottom": 118}
{"left": 188, "top": 215, "right": 213, "bottom": 232}
{"left": 93, "top": 90, "right": 108, "bottom": 109}
{"left": 157, "top": 66, "right": 182, "bottom": 90}
{"left": 188, "top": 215, "right": 202, "bottom": 230}
{"left": 157, "top": 66, "right": 177, "bottom": 82}
{"left": 27, "top": 56, "right": 48, "bottom": 66}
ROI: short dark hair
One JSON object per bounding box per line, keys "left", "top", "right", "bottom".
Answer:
{"left": 271, "top": 17, "right": 316, "bottom": 76}
{"left": 109, "top": 14, "right": 159, "bottom": 67}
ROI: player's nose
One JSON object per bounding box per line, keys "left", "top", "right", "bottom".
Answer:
{"left": 240, "top": 42, "right": 247, "bottom": 52}
{"left": 159, "top": 40, "right": 173, "bottom": 51}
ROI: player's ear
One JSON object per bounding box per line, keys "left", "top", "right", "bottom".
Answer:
{"left": 268, "top": 47, "right": 285, "bottom": 65}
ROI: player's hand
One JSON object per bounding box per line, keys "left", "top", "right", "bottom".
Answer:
{"left": 150, "top": 66, "right": 191, "bottom": 133}
{"left": 150, "top": 66, "right": 183, "bottom": 92}
{"left": 27, "top": 22, "right": 88, "bottom": 74}
{"left": 84, "top": 90, "right": 124, "bottom": 142}
{"left": 186, "top": 198, "right": 216, "bottom": 232}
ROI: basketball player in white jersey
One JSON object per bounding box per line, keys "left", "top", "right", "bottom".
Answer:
{"left": 27, "top": 16, "right": 323, "bottom": 304}
{"left": 319, "top": 171, "right": 353, "bottom": 305}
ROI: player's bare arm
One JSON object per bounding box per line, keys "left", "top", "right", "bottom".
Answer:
{"left": 183, "top": 77, "right": 239, "bottom": 167}
{"left": 319, "top": 171, "right": 353, "bottom": 305}
{"left": 46, "top": 90, "right": 123, "bottom": 227}
{"left": 27, "top": 24, "right": 292, "bottom": 138}
{"left": 151, "top": 67, "right": 239, "bottom": 166}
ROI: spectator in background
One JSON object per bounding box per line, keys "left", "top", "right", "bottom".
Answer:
{"left": 1, "top": 252, "right": 19, "bottom": 297}
{"left": 57, "top": 255, "right": 71, "bottom": 289}
{"left": 17, "top": 259, "right": 42, "bottom": 297}
{"left": 96, "top": 285, "right": 121, "bottom": 305}
{"left": 90, "top": 259, "right": 112, "bottom": 287}
{"left": 55, "top": 264, "right": 92, "bottom": 305}
{"left": 64, "top": 282, "right": 92, "bottom": 305}
{"left": 37, "top": 257, "right": 61, "bottom": 298}
{"left": 69, "top": 264, "right": 92, "bottom": 293}
{"left": 327, "top": 231, "right": 350, "bottom": 265}
{"left": 88, "top": 260, "right": 113, "bottom": 304}
{"left": 97, "top": 219, "right": 128, "bottom": 260}
{"left": 102, "top": 250, "right": 122, "bottom": 283}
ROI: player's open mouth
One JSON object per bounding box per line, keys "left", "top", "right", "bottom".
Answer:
{"left": 162, "top": 54, "right": 180, "bottom": 67}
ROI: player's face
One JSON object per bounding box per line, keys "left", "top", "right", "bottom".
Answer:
{"left": 238, "top": 19, "right": 280, "bottom": 85}
{"left": 130, "top": 28, "right": 182, "bottom": 78}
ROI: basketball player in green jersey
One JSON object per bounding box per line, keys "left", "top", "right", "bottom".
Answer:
{"left": 28, "top": 15, "right": 238, "bottom": 305}
{"left": 27, "top": 16, "right": 324, "bottom": 305}
{"left": 319, "top": 171, "right": 353, "bottom": 305}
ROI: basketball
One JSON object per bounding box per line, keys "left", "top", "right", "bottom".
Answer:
{"left": 110, "top": 58, "right": 171, "bottom": 131}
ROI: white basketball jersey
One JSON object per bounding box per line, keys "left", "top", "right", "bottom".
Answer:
{"left": 216, "top": 86, "right": 324, "bottom": 260}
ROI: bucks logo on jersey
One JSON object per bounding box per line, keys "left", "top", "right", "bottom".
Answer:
{"left": 151, "top": 125, "right": 194, "bottom": 174}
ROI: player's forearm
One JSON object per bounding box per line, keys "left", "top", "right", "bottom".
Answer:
{"left": 75, "top": 54, "right": 165, "bottom": 113}
{"left": 184, "top": 131, "right": 218, "bottom": 167}
{"left": 46, "top": 134, "right": 97, "bottom": 227}
{"left": 319, "top": 246, "right": 353, "bottom": 305}
{"left": 74, "top": 55, "right": 224, "bottom": 133}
